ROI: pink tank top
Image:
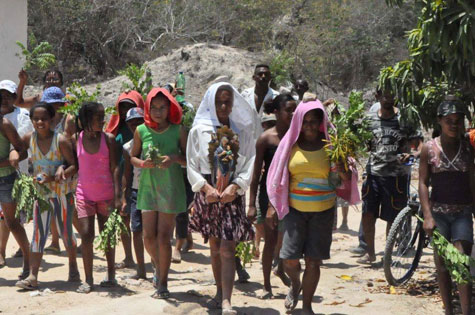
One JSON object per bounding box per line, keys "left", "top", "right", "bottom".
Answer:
{"left": 76, "top": 131, "right": 114, "bottom": 201}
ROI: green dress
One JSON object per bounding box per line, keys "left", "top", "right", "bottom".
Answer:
{"left": 136, "top": 123, "right": 186, "bottom": 213}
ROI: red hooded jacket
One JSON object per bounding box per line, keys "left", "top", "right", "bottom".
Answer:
{"left": 144, "top": 88, "right": 182, "bottom": 128}
{"left": 105, "top": 90, "right": 145, "bottom": 136}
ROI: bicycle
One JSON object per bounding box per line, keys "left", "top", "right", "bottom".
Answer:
{"left": 383, "top": 159, "right": 431, "bottom": 286}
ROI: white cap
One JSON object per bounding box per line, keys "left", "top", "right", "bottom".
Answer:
{"left": 0, "top": 80, "right": 18, "bottom": 94}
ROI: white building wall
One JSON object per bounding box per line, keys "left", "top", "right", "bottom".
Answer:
{"left": 0, "top": 0, "right": 28, "bottom": 83}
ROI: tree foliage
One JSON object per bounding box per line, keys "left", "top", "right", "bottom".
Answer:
{"left": 27, "top": 0, "right": 414, "bottom": 91}
{"left": 118, "top": 63, "right": 152, "bottom": 99}
{"left": 16, "top": 32, "right": 56, "bottom": 82}
{"left": 380, "top": 0, "right": 475, "bottom": 129}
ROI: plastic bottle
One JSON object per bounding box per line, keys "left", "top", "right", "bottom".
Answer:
{"left": 175, "top": 71, "right": 185, "bottom": 103}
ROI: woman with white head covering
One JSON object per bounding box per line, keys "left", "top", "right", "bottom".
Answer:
{"left": 187, "top": 82, "right": 255, "bottom": 314}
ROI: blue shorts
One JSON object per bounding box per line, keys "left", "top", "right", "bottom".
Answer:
{"left": 127, "top": 189, "right": 142, "bottom": 233}
{"left": 0, "top": 172, "right": 17, "bottom": 204}
{"left": 432, "top": 207, "right": 473, "bottom": 243}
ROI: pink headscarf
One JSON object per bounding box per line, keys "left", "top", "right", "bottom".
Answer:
{"left": 266, "top": 100, "right": 360, "bottom": 220}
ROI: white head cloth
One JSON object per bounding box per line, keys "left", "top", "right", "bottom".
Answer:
{"left": 193, "top": 82, "right": 255, "bottom": 133}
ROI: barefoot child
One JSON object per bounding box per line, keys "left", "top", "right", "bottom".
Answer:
{"left": 75, "top": 102, "right": 120, "bottom": 293}
{"left": 248, "top": 93, "right": 296, "bottom": 298}
{"left": 15, "top": 102, "right": 79, "bottom": 290}
{"left": 419, "top": 98, "right": 474, "bottom": 315}
{"left": 121, "top": 107, "right": 146, "bottom": 279}
{"left": 130, "top": 88, "right": 187, "bottom": 299}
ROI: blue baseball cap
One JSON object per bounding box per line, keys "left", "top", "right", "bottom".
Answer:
{"left": 41, "top": 86, "right": 65, "bottom": 103}
{"left": 125, "top": 107, "right": 144, "bottom": 122}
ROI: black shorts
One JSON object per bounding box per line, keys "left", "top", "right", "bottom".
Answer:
{"left": 362, "top": 174, "right": 408, "bottom": 222}
{"left": 280, "top": 207, "right": 334, "bottom": 260}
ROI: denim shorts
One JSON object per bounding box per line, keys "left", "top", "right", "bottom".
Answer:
{"left": 432, "top": 207, "right": 473, "bottom": 243}
{"left": 0, "top": 172, "right": 17, "bottom": 204}
{"left": 127, "top": 189, "right": 142, "bottom": 233}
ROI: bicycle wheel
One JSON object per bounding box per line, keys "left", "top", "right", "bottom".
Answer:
{"left": 384, "top": 206, "right": 426, "bottom": 286}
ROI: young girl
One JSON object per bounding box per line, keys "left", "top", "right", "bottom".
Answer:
{"left": 106, "top": 90, "right": 144, "bottom": 269}
{"left": 248, "top": 93, "right": 296, "bottom": 298}
{"left": 130, "top": 88, "right": 187, "bottom": 299}
{"left": 267, "top": 100, "right": 353, "bottom": 314}
{"left": 75, "top": 102, "right": 120, "bottom": 293}
{"left": 0, "top": 96, "right": 29, "bottom": 279}
{"left": 419, "top": 99, "right": 474, "bottom": 315}
{"left": 15, "top": 102, "right": 78, "bottom": 290}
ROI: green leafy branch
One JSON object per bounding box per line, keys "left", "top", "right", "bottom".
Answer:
{"left": 60, "top": 82, "right": 101, "bottom": 117}
{"left": 235, "top": 241, "right": 255, "bottom": 266}
{"left": 324, "top": 91, "right": 372, "bottom": 170}
{"left": 12, "top": 173, "right": 52, "bottom": 222}
{"left": 16, "top": 33, "right": 56, "bottom": 71}
{"left": 181, "top": 105, "right": 196, "bottom": 131}
{"left": 415, "top": 215, "right": 475, "bottom": 284}
{"left": 118, "top": 63, "right": 153, "bottom": 99}
{"left": 269, "top": 51, "right": 295, "bottom": 87}
{"left": 145, "top": 144, "right": 163, "bottom": 166}
{"left": 94, "top": 209, "right": 129, "bottom": 255}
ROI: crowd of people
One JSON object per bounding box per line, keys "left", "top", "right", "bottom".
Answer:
{"left": 0, "top": 63, "right": 473, "bottom": 315}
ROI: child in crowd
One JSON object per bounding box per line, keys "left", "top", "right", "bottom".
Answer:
{"left": 0, "top": 79, "right": 33, "bottom": 263}
{"left": 16, "top": 69, "right": 64, "bottom": 109}
{"left": 419, "top": 98, "right": 474, "bottom": 315}
{"left": 75, "top": 102, "right": 120, "bottom": 293}
{"left": 130, "top": 88, "right": 187, "bottom": 299}
{"left": 15, "top": 103, "right": 79, "bottom": 290}
{"left": 106, "top": 90, "right": 144, "bottom": 269}
{"left": 248, "top": 94, "right": 296, "bottom": 298}
{"left": 121, "top": 107, "right": 146, "bottom": 279}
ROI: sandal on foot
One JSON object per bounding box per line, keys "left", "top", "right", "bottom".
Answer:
{"left": 16, "top": 279, "right": 38, "bottom": 291}
{"left": 68, "top": 270, "right": 81, "bottom": 282}
{"left": 77, "top": 282, "right": 93, "bottom": 294}
{"left": 258, "top": 290, "right": 273, "bottom": 300}
{"left": 126, "top": 272, "right": 147, "bottom": 280}
{"left": 171, "top": 253, "right": 181, "bottom": 264}
{"left": 115, "top": 260, "right": 135, "bottom": 269}
{"left": 44, "top": 245, "right": 60, "bottom": 254}
{"left": 356, "top": 254, "right": 376, "bottom": 265}
{"left": 100, "top": 278, "right": 118, "bottom": 288}
{"left": 222, "top": 306, "right": 237, "bottom": 315}
{"left": 284, "top": 285, "right": 301, "bottom": 311}
{"left": 152, "top": 288, "right": 170, "bottom": 299}
{"left": 18, "top": 269, "right": 30, "bottom": 280}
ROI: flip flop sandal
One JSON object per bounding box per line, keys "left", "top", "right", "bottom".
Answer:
{"left": 356, "top": 254, "right": 376, "bottom": 265}
{"left": 221, "top": 307, "right": 237, "bottom": 315}
{"left": 16, "top": 279, "right": 38, "bottom": 291}
{"left": 171, "top": 254, "right": 181, "bottom": 264}
{"left": 44, "top": 245, "right": 60, "bottom": 254}
{"left": 258, "top": 290, "right": 273, "bottom": 300}
{"left": 76, "top": 282, "right": 93, "bottom": 294}
{"left": 206, "top": 297, "right": 222, "bottom": 309}
{"left": 284, "top": 286, "right": 301, "bottom": 312}
{"left": 126, "top": 272, "right": 147, "bottom": 280}
{"left": 100, "top": 279, "right": 118, "bottom": 288}
{"left": 152, "top": 288, "right": 170, "bottom": 299}
{"left": 68, "top": 270, "right": 81, "bottom": 282}
{"left": 18, "top": 269, "right": 30, "bottom": 280}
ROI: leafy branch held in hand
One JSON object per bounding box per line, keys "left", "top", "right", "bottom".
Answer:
{"left": 94, "top": 209, "right": 129, "bottom": 255}
{"left": 12, "top": 173, "right": 52, "bottom": 222}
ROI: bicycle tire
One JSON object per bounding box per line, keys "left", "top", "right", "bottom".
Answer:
{"left": 384, "top": 206, "right": 426, "bottom": 286}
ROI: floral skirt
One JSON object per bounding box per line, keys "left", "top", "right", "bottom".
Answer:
{"left": 189, "top": 191, "right": 254, "bottom": 243}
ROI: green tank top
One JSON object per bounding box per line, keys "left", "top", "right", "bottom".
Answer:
{"left": 0, "top": 131, "right": 15, "bottom": 177}
{"left": 136, "top": 124, "right": 186, "bottom": 213}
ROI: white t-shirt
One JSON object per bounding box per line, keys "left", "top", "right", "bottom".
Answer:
{"left": 241, "top": 87, "right": 279, "bottom": 139}
{"left": 4, "top": 106, "right": 34, "bottom": 174}
{"left": 123, "top": 139, "right": 141, "bottom": 190}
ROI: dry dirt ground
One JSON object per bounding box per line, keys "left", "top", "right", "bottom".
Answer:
{"left": 0, "top": 201, "right": 452, "bottom": 315}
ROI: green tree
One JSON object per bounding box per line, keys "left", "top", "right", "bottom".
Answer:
{"left": 379, "top": 0, "right": 475, "bottom": 129}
